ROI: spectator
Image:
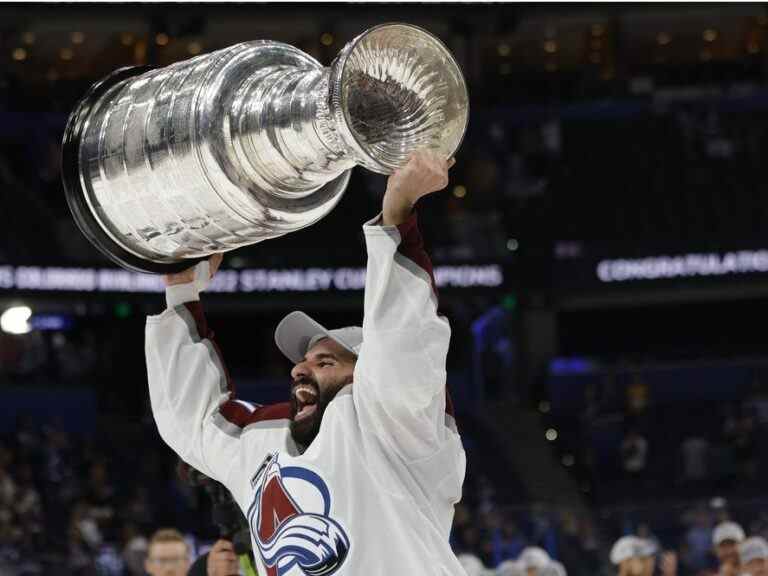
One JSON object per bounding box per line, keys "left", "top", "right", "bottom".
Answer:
{"left": 721, "top": 406, "right": 757, "bottom": 486}
{"left": 739, "top": 536, "right": 768, "bottom": 576}
{"left": 14, "top": 414, "right": 40, "bottom": 457}
{"left": 491, "top": 521, "right": 527, "bottom": 567}
{"left": 518, "top": 546, "right": 551, "bottom": 575}
{"left": 123, "top": 486, "right": 154, "bottom": 528}
{"left": 84, "top": 461, "right": 116, "bottom": 542}
{"left": 626, "top": 375, "right": 650, "bottom": 417}
{"left": 458, "top": 553, "right": 491, "bottom": 576}
{"left": 451, "top": 503, "right": 471, "bottom": 541}
{"left": 610, "top": 536, "right": 647, "bottom": 576}
{"left": 122, "top": 528, "right": 148, "bottom": 576}
{"left": 556, "top": 511, "right": 589, "bottom": 576}
{"left": 733, "top": 415, "right": 757, "bottom": 484}
{"left": 639, "top": 538, "right": 658, "bottom": 576}
{"left": 544, "top": 562, "right": 567, "bottom": 576}
{"left": 458, "top": 525, "right": 483, "bottom": 558}
{"left": 636, "top": 523, "right": 659, "bottom": 553}
{"left": 683, "top": 508, "right": 713, "bottom": 572}
{"left": 621, "top": 429, "right": 649, "bottom": 493}
{"left": 497, "top": 559, "right": 524, "bottom": 576}
{"left": 578, "top": 520, "right": 601, "bottom": 575}
{"left": 189, "top": 537, "right": 255, "bottom": 576}
{"left": 206, "top": 539, "right": 240, "bottom": 576}
{"left": 659, "top": 551, "right": 678, "bottom": 576}
{"left": 529, "top": 504, "right": 557, "bottom": 555}
{"left": 144, "top": 528, "right": 191, "bottom": 576}
{"left": 712, "top": 521, "right": 745, "bottom": 576}
{"left": 0, "top": 466, "right": 16, "bottom": 508}
{"left": 68, "top": 500, "right": 103, "bottom": 572}
{"left": 681, "top": 436, "right": 710, "bottom": 484}
{"left": 41, "top": 426, "right": 77, "bottom": 502}
{"left": 13, "top": 464, "right": 43, "bottom": 550}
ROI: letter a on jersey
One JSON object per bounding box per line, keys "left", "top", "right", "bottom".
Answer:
{"left": 250, "top": 454, "right": 350, "bottom": 576}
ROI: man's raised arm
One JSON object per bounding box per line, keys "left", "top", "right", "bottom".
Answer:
{"left": 145, "top": 255, "right": 292, "bottom": 506}
{"left": 354, "top": 151, "right": 460, "bottom": 463}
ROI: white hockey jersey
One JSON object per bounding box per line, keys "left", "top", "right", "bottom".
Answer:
{"left": 146, "top": 212, "right": 468, "bottom": 576}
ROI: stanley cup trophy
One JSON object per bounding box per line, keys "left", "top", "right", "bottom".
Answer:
{"left": 61, "top": 23, "right": 469, "bottom": 273}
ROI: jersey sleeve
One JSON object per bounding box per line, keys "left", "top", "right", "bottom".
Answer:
{"left": 353, "top": 211, "right": 462, "bottom": 467}
{"left": 145, "top": 290, "right": 294, "bottom": 507}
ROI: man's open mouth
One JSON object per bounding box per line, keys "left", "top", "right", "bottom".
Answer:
{"left": 293, "top": 384, "right": 318, "bottom": 422}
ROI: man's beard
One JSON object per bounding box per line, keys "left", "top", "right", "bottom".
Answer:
{"left": 289, "top": 377, "right": 344, "bottom": 448}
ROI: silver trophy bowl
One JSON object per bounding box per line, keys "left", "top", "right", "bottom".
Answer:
{"left": 62, "top": 23, "right": 469, "bottom": 273}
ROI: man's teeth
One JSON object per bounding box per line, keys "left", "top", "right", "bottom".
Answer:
{"left": 294, "top": 385, "right": 317, "bottom": 404}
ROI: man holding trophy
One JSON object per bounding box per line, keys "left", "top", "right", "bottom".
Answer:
{"left": 61, "top": 20, "right": 470, "bottom": 576}
{"left": 147, "top": 150, "right": 465, "bottom": 575}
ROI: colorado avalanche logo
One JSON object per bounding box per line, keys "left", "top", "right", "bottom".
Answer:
{"left": 248, "top": 454, "right": 350, "bottom": 576}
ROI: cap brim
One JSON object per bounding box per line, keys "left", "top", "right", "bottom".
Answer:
{"left": 274, "top": 311, "right": 334, "bottom": 364}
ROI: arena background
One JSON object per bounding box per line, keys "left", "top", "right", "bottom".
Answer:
{"left": 1, "top": 2, "right": 768, "bottom": 575}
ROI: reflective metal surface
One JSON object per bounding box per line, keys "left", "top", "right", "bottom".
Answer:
{"left": 63, "top": 23, "right": 469, "bottom": 272}
{"left": 330, "top": 23, "right": 468, "bottom": 174}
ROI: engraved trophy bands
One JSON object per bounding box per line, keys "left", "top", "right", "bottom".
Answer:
{"left": 61, "top": 23, "right": 469, "bottom": 273}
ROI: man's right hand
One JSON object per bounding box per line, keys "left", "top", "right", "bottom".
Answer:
{"left": 382, "top": 150, "right": 455, "bottom": 226}
{"left": 163, "top": 253, "right": 223, "bottom": 287}
{"left": 206, "top": 539, "right": 239, "bottom": 576}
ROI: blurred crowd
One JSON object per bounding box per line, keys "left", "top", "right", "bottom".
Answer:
{"left": 1, "top": 405, "right": 768, "bottom": 575}
{"left": 611, "top": 381, "right": 766, "bottom": 501}
{"left": 544, "top": 359, "right": 768, "bottom": 507}
{"left": 456, "top": 520, "right": 768, "bottom": 576}
{"left": 0, "top": 411, "right": 218, "bottom": 575}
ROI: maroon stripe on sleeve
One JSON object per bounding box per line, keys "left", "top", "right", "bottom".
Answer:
{"left": 220, "top": 401, "right": 293, "bottom": 427}
{"left": 394, "top": 214, "right": 455, "bottom": 420}
{"left": 183, "top": 302, "right": 292, "bottom": 427}
{"left": 446, "top": 390, "right": 455, "bottom": 417}
{"left": 219, "top": 401, "right": 255, "bottom": 428}
{"left": 183, "top": 301, "right": 209, "bottom": 339}
{"left": 395, "top": 211, "right": 438, "bottom": 297}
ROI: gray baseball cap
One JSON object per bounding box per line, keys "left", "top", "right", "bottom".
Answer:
{"left": 713, "top": 522, "right": 746, "bottom": 546}
{"left": 610, "top": 536, "right": 647, "bottom": 565}
{"left": 740, "top": 537, "right": 768, "bottom": 565}
{"left": 275, "top": 311, "right": 362, "bottom": 364}
{"left": 518, "top": 547, "right": 551, "bottom": 570}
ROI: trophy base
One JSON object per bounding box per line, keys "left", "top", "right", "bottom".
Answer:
{"left": 62, "top": 65, "right": 207, "bottom": 274}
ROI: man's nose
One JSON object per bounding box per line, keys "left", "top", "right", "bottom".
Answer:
{"left": 291, "top": 361, "right": 309, "bottom": 382}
